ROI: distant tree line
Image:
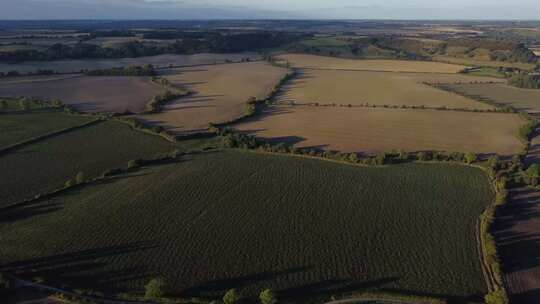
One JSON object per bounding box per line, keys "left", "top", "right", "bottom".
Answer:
{"left": 0, "top": 31, "right": 306, "bottom": 63}
{"left": 85, "top": 64, "right": 156, "bottom": 76}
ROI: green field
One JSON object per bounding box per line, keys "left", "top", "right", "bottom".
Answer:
{"left": 0, "top": 120, "right": 176, "bottom": 206}
{"left": 0, "top": 109, "right": 96, "bottom": 149}
{"left": 0, "top": 150, "right": 492, "bottom": 301}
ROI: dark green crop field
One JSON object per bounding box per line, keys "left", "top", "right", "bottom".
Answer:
{"left": 0, "top": 120, "right": 175, "bottom": 206}
{"left": 0, "top": 150, "right": 493, "bottom": 302}
{"left": 0, "top": 109, "right": 96, "bottom": 149}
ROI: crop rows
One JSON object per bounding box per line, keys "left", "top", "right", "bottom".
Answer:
{"left": 0, "top": 150, "right": 493, "bottom": 301}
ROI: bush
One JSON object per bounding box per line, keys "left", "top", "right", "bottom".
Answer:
{"left": 75, "top": 172, "right": 86, "bottom": 184}
{"left": 464, "top": 152, "right": 477, "bottom": 164}
{"left": 259, "top": 289, "right": 277, "bottom": 304}
{"left": 144, "top": 277, "right": 167, "bottom": 299}
{"left": 0, "top": 273, "right": 10, "bottom": 290}
{"left": 484, "top": 289, "right": 508, "bottom": 304}
{"left": 127, "top": 159, "right": 141, "bottom": 169}
{"left": 223, "top": 289, "right": 240, "bottom": 304}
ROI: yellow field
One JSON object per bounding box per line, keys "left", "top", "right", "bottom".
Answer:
{"left": 276, "top": 53, "right": 466, "bottom": 73}
{"left": 138, "top": 62, "right": 287, "bottom": 134}
{"left": 235, "top": 105, "right": 523, "bottom": 156}
{"left": 279, "top": 69, "right": 497, "bottom": 110}
{"left": 445, "top": 83, "right": 540, "bottom": 114}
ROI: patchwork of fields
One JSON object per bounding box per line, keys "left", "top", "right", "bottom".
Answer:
{"left": 0, "top": 121, "right": 175, "bottom": 206}
{"left": 0, "top": 151, "right": 492, "bottom": 300}
{"left": 235, "top": 105, "right": 523, "bottom": 155}
{"left": 0, "top": 75, "right": 166, "bottom": 113}
{"left": 276, "top": 53, "right": 467, "bottom": 73}
{"left": 139, "top": 62, "right": 287, "bottom": 134}
{"left": 279, "top": 69, "right": 497, "bottom": 110}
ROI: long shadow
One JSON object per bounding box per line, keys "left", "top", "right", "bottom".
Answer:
{"left": 280, "top": 277, "right": 399, "bottom": 301}
{"left": 382, "top": 288, "right": 483, "bottom": 304}
{"left": 1, "top": 242, "right": 157, "bottom": 295}
{"left": 182, "top": 266, "right": 310, "bottom": 297}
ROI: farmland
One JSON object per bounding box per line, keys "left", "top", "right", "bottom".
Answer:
{"left": 139, "top": 62, "right": 287, "bottom": 134}
{"left": 442, "top": 83, "right": 540, "bottom": 114}
{"left": 276, "top": 53, "right": 467, "bottom": 73}
{"left": 0, "top": 53, "right": 261, "bottom": 74}
{"left": 0, "top": 120, "right": 175, "bottom": 206}
{"left": 235, "top": 105, "right": 523, "bottom": 155}
{"left": 0, "top": 75, "right": 166, "bottom": 113}
{"left": 432, "top": 55, "right": 536, "bottom": 70}
{"left": 279, "top": 69, "right": 497, "bottom": 110}
{"left": 0, "top": 150, "right": 492, "bottom": 301}
{"left": 0, "top": 108, "right": 96, "bottom": 149}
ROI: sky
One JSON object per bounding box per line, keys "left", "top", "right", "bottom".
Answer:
{"left": 2, "top": 0, "right": 540, "bottom": 20}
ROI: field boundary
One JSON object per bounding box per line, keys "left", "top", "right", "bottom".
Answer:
{"left": 0, "top": 116, "right": 102, "bottom": 156}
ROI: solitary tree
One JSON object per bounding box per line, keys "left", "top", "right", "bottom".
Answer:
{"left": 484, "top": 289, "right": 508, "bottom": 304}
{"left": 526, "top": 164, "right": 540, "bottom": 186}
{"left": 144, "top": 277, "right": 167, "bottom": 299}
{"left": 259, "top": 289, "right": 277, "bottom": 304}
{"left": 223, "top": 289, "right": 240, "bottom": 304}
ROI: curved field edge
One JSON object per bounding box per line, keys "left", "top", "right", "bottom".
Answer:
{"left": 0, "top": 150, "right": 493, "bottom": 302}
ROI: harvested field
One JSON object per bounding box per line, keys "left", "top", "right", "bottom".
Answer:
{"left": 0, "top": 53, "right": 261, "bottom": 74}
{"left": 443, "top": 83, "right": 540, "bottom": 114}
{"left": 0, "top": 109, "right": 95, "bottom": 149}
{"left": 276, "top": 53, "right": 466, "bottom": 73}
{"left": 0, "top": 120, "right": 175, "bottom": 206}
{"left": 235, "top": 105, "right": 523, "bottom": 156}
{"left": 280, "top": 69, "right": 497, "bottom": 110}
{"left": 0, "top": 150, "right": 492, "bottom": 301}
{"left": 139, "top": 62, "right": 287, "bottom": 134}
{"left": 0, "top": 75, "right": 166, "bottom": 113}
{"left": 493, "top": 187, "right": 540, "bottom": 304}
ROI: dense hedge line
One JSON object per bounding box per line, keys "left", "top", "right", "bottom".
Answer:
{"left": 508, "top": 73, "right": 540, "bottom": 89}
{"left": 85, "top": 64, "right": 156, "bottom": 76}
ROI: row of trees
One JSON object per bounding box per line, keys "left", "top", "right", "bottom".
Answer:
{"left": 219, "top": 129, "right": 480, "bottom": 166}
{"left": 85, "top": 64, "right": 156, "bottom": 76}
{"left": 144, "top": 278, "right": 277, "bottom": 304}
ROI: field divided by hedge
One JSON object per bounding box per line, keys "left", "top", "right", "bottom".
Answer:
{"left": 0, "top": 120, "right": 176, "bottom": 206}
{"left": 0, "top": 150, "right": 493, "bottom": 301}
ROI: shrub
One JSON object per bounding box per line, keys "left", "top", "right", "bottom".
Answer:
{"left": 144, "top": 277, "right": 167, "bottom": 299}
{"left": 259, "top": 289, "right": 277, "bottom": 304}
{"left": 127, "top": 159, "right": 141, "bottom": 169}
{"left": 223, "top": 289, "right": 240, "bottom": 304}
{"left": 484, "top": 289, "right": 508, "bottom": 304}
{"left": 75, "top": 172, "right": 86, "bottom": 184}
{"left": 464, "top": 152, "right": 477, "bottom": 164}
{"left": 417, "top": 151, "right": 430, "bottom": 161}
{"left": 0, "top": 273, "right": 10, "bottom": 290}
{"left": 65, "top": 179, "right": 74, "bottom": 188}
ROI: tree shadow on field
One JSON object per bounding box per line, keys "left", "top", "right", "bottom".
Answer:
{"left": 182, "top": 266, "right": 310, "bottom": 297}
{"left": 279, "top": 277, "right": 399, "bottom": 301}
{"left": 0, "top": 242, "right": 157, "bottom": 295}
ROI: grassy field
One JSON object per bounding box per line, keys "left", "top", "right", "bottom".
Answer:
{"left": 235, "top": 105, "right": 523, "bottom": 156}
{"left": 0, "top": 75, "right": 166, "bottom": 114}
{"left": 0, "top": 150, "right": 492, "bottom": 301}
{"left": 0, "top": 109, "right": 96, "bottom": 149}
{"left": 276, "top": 53, "right": 466, "bottom": 73}
{"left": 432, "top": 55, "right": 536, "bottom": 70}
{"left": 0, "top": 53, "right": 261, "bottom": 74}
{"left": 279, "top": 69, "right": 497, "bottom": 110}
{"left": 138, "top": 62, "right": 287, "bottom": 134}
{"left": 443, "top": 83, "right": 540, "bottom": 114}
{"left": 0, "top": 120, "right": 176, "bottom": 206}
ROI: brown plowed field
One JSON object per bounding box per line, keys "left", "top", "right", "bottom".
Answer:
{"left": 494, "top": 187, "right": 540, "bottom": 304}
{"left": 138, "top": 62, "right": 287, "bottom": 134}
{"left": 234, "top": 105, "right": 523, "bottom": 156}
{"left": 276, "top": 53, "right": 466, "bottom": 73}
{"left": 279, "top": 69, "right": 496, "bottom": 110}
{"left": 0, "top": 75, "right": 165, "bottom": 113}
